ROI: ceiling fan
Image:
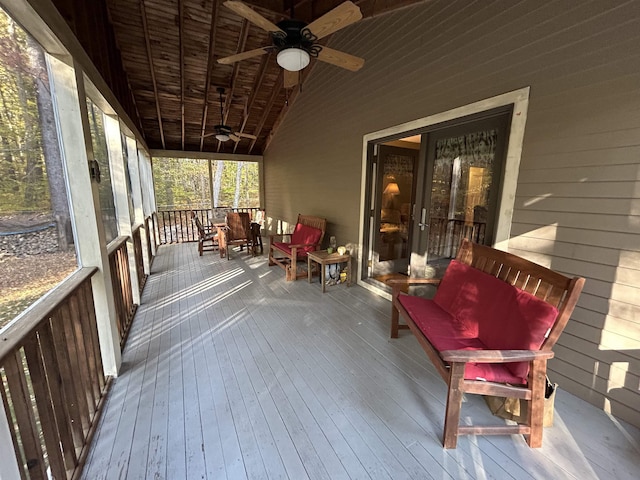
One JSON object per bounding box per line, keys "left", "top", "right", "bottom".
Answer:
{"left": 217, "top": 1, "right": 365, "bottom": 88}
{"left": 204, "top": 87, "right": 257, "bottom": 142}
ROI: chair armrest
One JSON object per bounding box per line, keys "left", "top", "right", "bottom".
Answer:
{"left": 440, "top": 349, "right": 555, "bottom": 363}
{"left": 287, "top": 242, "right": 320, "bottom": 249}
{"left": 268, "top": 233, "right": 292, "bottom": 242}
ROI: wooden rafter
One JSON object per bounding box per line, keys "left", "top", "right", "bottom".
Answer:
{"left": 223, "top": 20, "right": 250, "bottom": 126}
{"left": 199, "top": 1, "right": 220, "bottom": 151}
{"left": 233, "top": 52, "right": 271, "bottom": 153}
{"left": 248, "top": 71, "right": 283, "bottom": 154}
{"left": 139, "top": 0, "right": 165, "bottom": 149}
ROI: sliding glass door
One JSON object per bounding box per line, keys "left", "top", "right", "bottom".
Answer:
{"left": 363, "top": 108, "right": 511, "bottom": 288}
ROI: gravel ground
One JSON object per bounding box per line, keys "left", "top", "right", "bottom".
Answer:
{"left": 0, "top": 214, "right": 77, "bottom": 329}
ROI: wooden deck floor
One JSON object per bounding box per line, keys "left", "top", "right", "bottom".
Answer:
{"left": 82, "top": 243, "right": 640, "bottom": 480}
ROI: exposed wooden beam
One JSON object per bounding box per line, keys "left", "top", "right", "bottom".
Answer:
{"left": 233, "top": 52, "right": 271, "bottom": 153}
{"left": 179, "top": 0, "right": 185, "bottom": 151}
{"left": 139, "top": 0, "right": 165, "bottom": 149}
{"left": 248, "top": 70, "right": 283, "bottom": 154}
{"left": 199, "top": 1, "right": 220, "bottom": 151}
{"left": 223, "top": 20, "right": 250, "bottom": 126}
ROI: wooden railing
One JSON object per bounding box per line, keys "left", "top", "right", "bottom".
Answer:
{"left": 132, "top": 224, "right": 147, "bottom": 292}
{"left": 0, "top": 267, "right": 110, "bottom": 480}
{"left": 108, "top": 237, "right": 137, "bottom": 347}
{"left": 428, "top": 217, "right": 487, "bottom": 259}
{"left": 157, "top": 207, "right": 262, "bottom": 244}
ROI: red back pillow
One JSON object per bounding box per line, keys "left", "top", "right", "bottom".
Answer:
{"left": 434, "top": 260, "right": 558, "bottom": 381}
{"left": 290, "top": 223, "right": 322, "bottom": 254}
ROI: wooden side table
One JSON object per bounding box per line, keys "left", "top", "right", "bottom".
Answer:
{"left": 307, "top": 249, "right": 351, "bottom": 293}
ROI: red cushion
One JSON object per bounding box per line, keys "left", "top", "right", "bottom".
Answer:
{"left": 413, "top": 260, "right": 558, "bottom": 383}
{"left": 289, "top": 223, "right": 322, "bottom": 254}
{"left": 398, "top": 295, "right": 522, "bottom": 383}
{"left": 272, "top": 241, "right": 313, "bottom": 258}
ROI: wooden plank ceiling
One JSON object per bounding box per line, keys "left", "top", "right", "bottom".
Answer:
{"left": 54, "top": 1, "right": 426, "bottom": 155}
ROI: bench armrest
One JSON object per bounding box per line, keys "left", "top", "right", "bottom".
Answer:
{"left": 440, "top": 349, "right": 555, "bottom": 363}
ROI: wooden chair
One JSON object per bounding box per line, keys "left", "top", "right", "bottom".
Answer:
{"left": 269, "top": 214, "right": 326, "bottom": 281}
{"left": 191, "top": 211, "right": 217, "bottom": 256}
{"left": 219, "top": 212, "right": 253, "bottom": 260}
{"left": 389, "top": 238, "right": 585, "bottom": 448}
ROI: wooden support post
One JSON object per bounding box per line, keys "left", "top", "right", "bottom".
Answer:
{"left": 47, "top": 55, "right": 121, "bottom": 376}
{"left": 104, "top": 114, "right": 141, "bottom": 304}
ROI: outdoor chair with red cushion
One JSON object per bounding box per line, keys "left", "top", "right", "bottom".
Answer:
{"left": 269, "top": 214, "right": 326, "bottom": 281}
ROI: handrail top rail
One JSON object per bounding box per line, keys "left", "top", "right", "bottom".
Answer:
{"left": 0, "top": 266, "right": 98, "bottom": 362}
{"left": 107, "top": 236, "right": 130, "bottom": 255}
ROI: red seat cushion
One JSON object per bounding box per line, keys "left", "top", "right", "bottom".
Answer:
{"left": 398, "top": 295, "right": 523, "bottom": 383}
{"left": 289, "top": 223, "right": 322, "bottom": 255}
{"left": 272, "top": 241, "right": 308, "bottom": 258}
{"left": 400, "top": 260, "right": 559, "bottom": 384}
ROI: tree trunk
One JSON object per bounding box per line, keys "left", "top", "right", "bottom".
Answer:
{"left": 213, "top": 160, "right": 224, "bottom": 207}
{"left": 233, "top": 162, "right": 243, "bottom": 208}
{"left": 27, "top": 36, "right": 72, "bottom": 250}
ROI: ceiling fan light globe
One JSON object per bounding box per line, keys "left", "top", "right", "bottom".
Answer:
{"left": 277, "top": 48, "right": 310, "bottom": 72}
{"left": 215, "top": 133, "right": 230, "bottom": 142}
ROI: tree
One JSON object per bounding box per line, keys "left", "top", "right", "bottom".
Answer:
{"left": 27, "top": 35, "right": 72, "bottom": 249}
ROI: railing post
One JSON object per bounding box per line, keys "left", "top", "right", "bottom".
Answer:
{"left": 0, "top": 399, "right": 22, "bottom": 480}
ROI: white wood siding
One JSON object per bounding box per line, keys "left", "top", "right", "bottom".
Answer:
{"left": 264, "top": 0, "right": 640, "bottom": 427}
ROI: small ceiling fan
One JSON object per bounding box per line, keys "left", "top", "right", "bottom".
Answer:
{"left": 218, "top": 1, "right": 365, "bottom": 88}
{"left": 204, "top": 87, "right": 257, "bottom": 142}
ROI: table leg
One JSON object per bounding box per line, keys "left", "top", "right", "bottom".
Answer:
{"left": 308, "top": 257, "right": 313, "bottom": 283}
{"left": 347, "top": 256, "right": 352, "bottom": 287}
{"left": 321, "top": 261, "right": 326, "bottom": 293}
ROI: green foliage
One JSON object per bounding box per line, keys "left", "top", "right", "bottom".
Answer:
{"left": 0, "top": 9, "right": 50, "bottom": 213}
{"left": 153, "top": 158, "right": 260, "bottom": 210}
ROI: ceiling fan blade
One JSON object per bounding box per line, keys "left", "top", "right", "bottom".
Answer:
{"left": 317, "top": 46, "right": 364, "bottom": 72}
{"left": 284, "top": 69, "right": 299, "bottom": 89}
{"left": 234, "top": 131, "right": 257, "bottom": 140}
{"left": 305, "top": 1, "right": 362, "bottom": 40}
{"left": 218, "top": 47, "right": 271, "bottom": 65}
{"left": 223, "top": 1, "right": 285, "bottom": 34}
{"left": 229, "top": 133, "right": 241, "bottom": 142}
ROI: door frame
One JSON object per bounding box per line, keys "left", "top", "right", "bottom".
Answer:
{"left": 357, "top": 87, "right": 530, "bottom": 298}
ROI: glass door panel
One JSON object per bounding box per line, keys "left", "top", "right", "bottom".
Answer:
{"left": 411, "top": 113, "right": 510, "bottom": 276}
{"left": 361, "top": 109, "right": 511, "bottom": 290}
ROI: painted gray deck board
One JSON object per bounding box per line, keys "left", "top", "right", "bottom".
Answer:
{"left": 81, "top": 243, "right": 640, "bottom": 480}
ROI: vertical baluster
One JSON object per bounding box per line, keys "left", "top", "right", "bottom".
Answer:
{"left": 23, "top": 334, "right": 67, "bottom": 479}
{"left": 4, "top": 349, "right": 48, "bottom": 479}
{"left": 39, "top": 315, "right": 78, "bottom": 472}
{"left": 66, "top": 295, "right": 94, "bottom": 429}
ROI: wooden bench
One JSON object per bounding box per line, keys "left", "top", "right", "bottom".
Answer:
{"left": 268, "top": 214, "right": 326, "bottom": 281}
{"left": 389, "top": 238, "right": 585, "bottom": 448}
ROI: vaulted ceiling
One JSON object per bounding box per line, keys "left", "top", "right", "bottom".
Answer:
{"left": 48, "top": 0, "right": 426, "bottom": 155}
